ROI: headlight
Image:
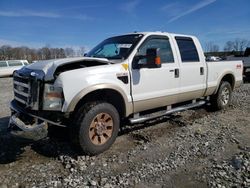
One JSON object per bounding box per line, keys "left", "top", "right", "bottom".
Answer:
{"left": 43, "top": 84, "right": 64, "bottom": 111}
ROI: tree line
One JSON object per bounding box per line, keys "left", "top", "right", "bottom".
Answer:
{"left": 204, "top": 38, "right": 250, "bottom": 56}
{"left": 0, "top": 45, "right": 86, "bottom": 62}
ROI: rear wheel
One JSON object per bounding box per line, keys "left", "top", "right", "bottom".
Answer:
{"left": 210, "top": 81, "right": 232, "bottom": 110}
{"left": 71, "top": 102, "right": 120, "bottom": 155}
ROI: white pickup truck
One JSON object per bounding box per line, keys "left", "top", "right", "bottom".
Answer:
{"left": 9, "top": 32, "right": 242, "bottom": 155}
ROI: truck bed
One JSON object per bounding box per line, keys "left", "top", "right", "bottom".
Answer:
{"left": 206, "top": 60, "right": 243, "bottom": 94}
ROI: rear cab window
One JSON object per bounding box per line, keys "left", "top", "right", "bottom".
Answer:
{"left": 175, "top": 37, "right": 200, "bottom": 62}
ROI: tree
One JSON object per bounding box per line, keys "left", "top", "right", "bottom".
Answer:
{"left": 78, "top": 46, "right": 86, "bottom": 56}
{"left": 40, "top": 47, "right": 51, "bottom": 60}
{"left": 0, "top": 45, "right": 12, "bottom": 60}
{"left": 204, "top": 42, "right": 219, "bottom": 53}
{"left": 59, "top": 48, "right": 66, "bottom": 58}
{"left": 224, "top": 39, "right": 250, "bottom": 54}
{"left": 64, "top": 47, "right": 74, "bottom": 57}
{"left": 0, "top": 45, "right": 69, "bottom": 61}
{"left": 224, "top": 41, "right": 234, "bottom": 52}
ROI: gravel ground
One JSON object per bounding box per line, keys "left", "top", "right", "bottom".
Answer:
{"left": 0, "top": 77, "right": 249, "bottom": 188}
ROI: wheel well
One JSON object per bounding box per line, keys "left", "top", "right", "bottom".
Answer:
{"left": 74, "top": 89, "right": 126, "bottom": 119}
{"left": 221, "top": 74, "right": 235, "bottom": 89}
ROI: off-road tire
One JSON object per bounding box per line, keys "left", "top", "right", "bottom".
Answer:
{"left": 70, "top": 102, "right": 120, "bottom": 155}
{"left": 210, "top": 81, "right": 232, "bottom": 110}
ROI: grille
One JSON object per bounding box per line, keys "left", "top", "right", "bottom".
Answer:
{"left": 13, "top": 73, "right": 30, "bottom": 105}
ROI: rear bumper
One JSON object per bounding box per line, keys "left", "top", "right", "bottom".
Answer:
{"left": 9, "top": 100, "right": 66, "bottom": 132}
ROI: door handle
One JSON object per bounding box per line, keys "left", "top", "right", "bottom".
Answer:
{"left": 174, "top": 69, "right": 179, "bottom": 78}
{"left": 200, "top": 67, "right": 204, "bottom": 75}
{"left": 169, "top": 69, "right": 174, "bottom": 72}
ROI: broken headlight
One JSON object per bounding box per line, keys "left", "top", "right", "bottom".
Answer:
{"left": 43, "top": 84, "right": 64, "bottom": 111}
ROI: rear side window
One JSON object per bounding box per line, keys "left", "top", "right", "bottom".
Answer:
{"left": 24, "top": 61, "right": 29, "bottom": 65}
{"left": 0, "top": 61, "right": 7, "bottom": 67}
{"left": 175, "top": 37, "right": 199, "bottom": 62}
{"left": 8, "top": 60, "right": 23, "bottom": 66}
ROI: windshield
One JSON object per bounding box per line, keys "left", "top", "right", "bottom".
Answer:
{"left": 87, "top": 34, "right": 143, "bottom": 60}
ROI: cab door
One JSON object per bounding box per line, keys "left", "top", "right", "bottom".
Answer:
{"left": 173, "top": 36, "right": 207, "bottom": 102}
{"left": 130, "top": 35, "right": 180, "bottom": 113}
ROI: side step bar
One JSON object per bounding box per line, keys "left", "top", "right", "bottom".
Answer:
{"left": 129, "top": 100, "right": 206, "bottom": 124}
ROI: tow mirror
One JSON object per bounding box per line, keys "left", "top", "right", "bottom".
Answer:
{"left": 146, "top": 48, "right": 161, "bottom": 68}
{"left": 132, "top": 48, "right": 161, "bottom": 69}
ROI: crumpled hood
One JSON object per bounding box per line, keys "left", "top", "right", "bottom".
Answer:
{"left": 26, "top": 57, "right": 110, "bottom": 81}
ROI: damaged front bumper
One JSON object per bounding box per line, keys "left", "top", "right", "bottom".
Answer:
{"left": 8, "top": 100, "right": 66, "bottom": 133}
{"left": 8, "top": 114, "right": 47, "bottom": 132}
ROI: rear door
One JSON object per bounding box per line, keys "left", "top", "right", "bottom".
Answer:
{"left": 131, "top": 35, "right": 180, "bottom": 113}
{"left": 173, "top": 36, "right": 207, "bottom": 102}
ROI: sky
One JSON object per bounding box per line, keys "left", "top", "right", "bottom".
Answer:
{"left": 0, "top": 0, "right": 249, "bottom": 51}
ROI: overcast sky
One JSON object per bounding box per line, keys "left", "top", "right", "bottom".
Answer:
{"left": 0, "top": 0, "right": 249, "bottom": 51}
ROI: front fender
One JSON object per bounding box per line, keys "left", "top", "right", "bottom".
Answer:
{"left": 63, "top": 83, "right": 133, "bottom": 117}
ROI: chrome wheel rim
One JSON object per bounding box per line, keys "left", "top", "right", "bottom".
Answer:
{"left": 89, "top": 113, "right": 114, "bottom": 145}
{"left": 221, "top": 87, "right": 230, "bottom": 105}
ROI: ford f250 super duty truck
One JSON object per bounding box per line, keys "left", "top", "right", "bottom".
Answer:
{"left": 8, "top": 32, "right": 243, "bottom": 155}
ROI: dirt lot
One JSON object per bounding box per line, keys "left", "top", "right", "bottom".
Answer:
{"left": 0, "top": 77, "right": 249, "bottom": 188}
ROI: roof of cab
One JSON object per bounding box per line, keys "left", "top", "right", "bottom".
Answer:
{"left": 111, "top": 31, "right": 196, "bottom": 39}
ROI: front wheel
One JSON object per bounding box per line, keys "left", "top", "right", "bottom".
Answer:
{"left": 71, "top": 102, "right": 120, "bottom": 155}
{"left": 210, "top": 81, "right": 232, "bottom": 110}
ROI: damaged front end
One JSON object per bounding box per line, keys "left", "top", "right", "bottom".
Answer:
{"left": 9, "top": 68, "right": 66, "bottom": 134}
{"left": 8, "top": 57, "right": 111, "bottom": 134}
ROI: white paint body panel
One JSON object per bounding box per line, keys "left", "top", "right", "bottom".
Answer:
{"left": 53, "top": 62, "right": 132, "bottom": 112}
{"left": 206, "top": 60, "right": 243, "bottom": 90}
{"left": 131, "top": 63, "right": 180, "bottom": 102}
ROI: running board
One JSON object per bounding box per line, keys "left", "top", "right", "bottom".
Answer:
{"left": 129, "top": 100, "right": 206, "bottom": 124}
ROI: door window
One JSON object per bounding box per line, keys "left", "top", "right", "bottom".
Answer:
{"left": 8, "top": 60, "right": 23, "bottom": 66}
{"left": 175, "top": 37, "right": 199, "bottom": 62}
{"left": 137, "top": 37, "right": 174, "bottom": 64}
{"left": 0, "top": 61, "right": 7, "bottom": 67}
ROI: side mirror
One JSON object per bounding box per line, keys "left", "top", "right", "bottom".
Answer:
{"left": 132, "top": 55, "right": 144, "bottom": 69}
{"left": 132, "top": 48, "right": 161, "bottom": 69}
{"left": 146, "top": 48, "right": 161, "bottom": 68}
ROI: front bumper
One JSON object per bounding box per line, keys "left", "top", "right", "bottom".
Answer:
{"left": 8, "top": 100, "right": 66, "bottom": 132}
{"left": 9, "top": 114, "right": 46, "bottom": 132}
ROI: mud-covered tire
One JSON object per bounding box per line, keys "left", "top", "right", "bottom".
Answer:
{"left": 210, "top": 81, "right": 232, "bottom": 110}
{"left": 70, "top": 102, "right": 120, "bottom": 155}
